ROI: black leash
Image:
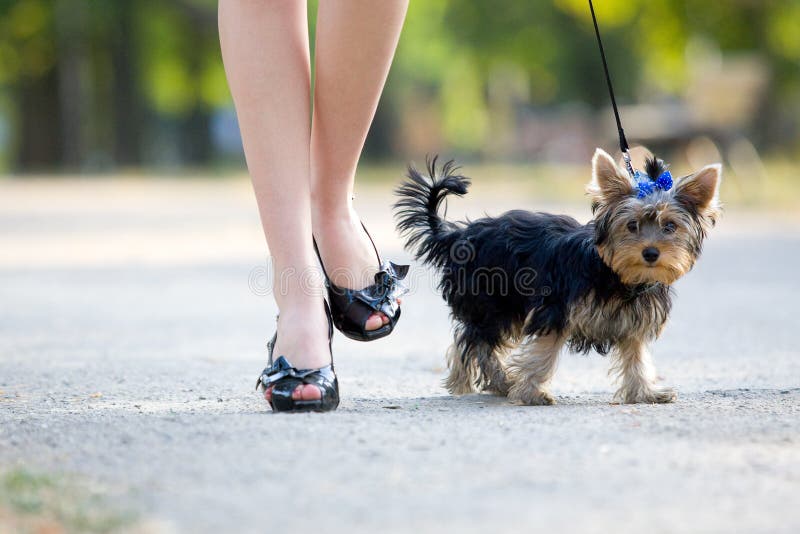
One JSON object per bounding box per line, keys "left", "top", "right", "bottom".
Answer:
{"left": 588, "top": 0, "right": 635, "bottom": 178}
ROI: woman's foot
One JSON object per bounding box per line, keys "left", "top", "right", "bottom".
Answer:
{"left": 264, "top": 297, "right": 331, "bottom": 403}
{"left": 312, "top": 207, "right": 390, "bottom": 331}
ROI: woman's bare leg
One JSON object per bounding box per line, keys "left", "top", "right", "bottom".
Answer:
{"left": 310, "top": 0, "right": 409, "bottom": 330}
{"left": 219, "top": 0, "right": 326, "bottom": 400}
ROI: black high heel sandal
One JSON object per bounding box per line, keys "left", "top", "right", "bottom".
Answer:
{"left": 314, "top": 222, "right": 409, "bottom": 342}
{"left": 255, "top": 303, "right": 339, "bottom": 413}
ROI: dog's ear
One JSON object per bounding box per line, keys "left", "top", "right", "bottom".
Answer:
{"left": 587, "top": 148, "right": 634, "bottom": 208}
{"left": 674, "top": 164, "right": 722, "bottom": 217}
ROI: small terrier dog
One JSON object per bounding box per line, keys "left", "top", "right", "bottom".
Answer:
{"left": 394, "top": 148, "right": 721, "bottom": 405}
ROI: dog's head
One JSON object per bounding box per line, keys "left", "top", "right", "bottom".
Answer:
{"left": 587, "top": 148, "right": 721, "bottom": 286}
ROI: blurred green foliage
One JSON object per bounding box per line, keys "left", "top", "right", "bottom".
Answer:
{"left": 0, "top": 468, "right": 137, "bottom": 532}
{"left": 0, "top": 0, "right": 798, "bottom": 172}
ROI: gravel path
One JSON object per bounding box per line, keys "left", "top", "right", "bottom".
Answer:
{"left": 1, "top": 178, "right": 798, "bottom": 533}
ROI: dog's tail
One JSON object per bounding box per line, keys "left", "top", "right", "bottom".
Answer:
{"left": 394, "top": 156, "right": 470, "bottom": 270}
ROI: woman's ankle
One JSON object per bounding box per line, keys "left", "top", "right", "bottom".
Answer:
{"left": 275, "top": 292, "right": 326, "bottom": 319}
{"left": 310, "top": 190, "right": 356, "bottom": 224}
{"left": 272, "top": 296, "right": 331, "bottom": 369}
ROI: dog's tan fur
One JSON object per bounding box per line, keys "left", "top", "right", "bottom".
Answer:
{"left": 444, "top": 149, "right": 721, "bottom": 405}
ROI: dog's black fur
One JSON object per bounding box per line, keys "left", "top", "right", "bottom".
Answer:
{"left": 395, "top": 157, "right": 672, "bottom": 360}
{"left": 395, "top": 150, "right": 721, "bottom": 404}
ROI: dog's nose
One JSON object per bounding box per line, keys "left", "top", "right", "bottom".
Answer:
{"left": 642, "top": 247, "right": 660, "bottom": 263}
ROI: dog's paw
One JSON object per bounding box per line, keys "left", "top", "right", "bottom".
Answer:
{"left": 444, "top": 379, "right": 476, "bottom": 396}
{"left": 648, "top": 387, "right": 677, "bottom": 404}
{"left": 482, "top": 379, "right": 510, "bottom": 397}
{"left": 447, "top": 385, "right": 477, "bottom": 396}
{"left": 508, "top": 385, "right": 555, "bottom": 406}
{"left": 443, "top": 369, "right": 478, "bottom": 395}
{"left": 615, "top": 386, "right": 677, "bottom": 404}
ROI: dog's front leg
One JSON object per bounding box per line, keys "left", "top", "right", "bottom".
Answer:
{"left": 611, "top": 338, "right": 676, "bottom": 404}
{"left": 506, "top": 333, "right": 564, "bottom": 405}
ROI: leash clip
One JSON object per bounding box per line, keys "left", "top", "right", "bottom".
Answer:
{"left": 621, "top": 150, "right": 635, "bottom": 179}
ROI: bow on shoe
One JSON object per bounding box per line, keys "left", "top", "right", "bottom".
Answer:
{"left": 355, "top": 261, "right": 409, "bottom": 313}
{"left": 256, "top": 356, "right": 319, "bottom": 390}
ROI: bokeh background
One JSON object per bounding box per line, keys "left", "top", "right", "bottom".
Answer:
{"left": 2, "top": 2, "right": 800, "bottom": 530}
{"left": 0, "top": 0, "right": 799, "bottom": 207}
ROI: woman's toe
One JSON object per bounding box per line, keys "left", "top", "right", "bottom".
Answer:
{"left": 300, "top": 384, "right": 322, "bottom": 400}
{"left": 381, "top": 313, "right": 389, "bottom": 325}
{"left": 365, "top": 313, "right": 384, "bottom": 331}
{"left": 290, "top": 384, "right": 321, "bottom": 401}
{"left": 264, "top": 387, "right": 273, "bottom": 402}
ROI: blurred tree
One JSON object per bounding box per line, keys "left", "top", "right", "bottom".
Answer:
{"left": 0, "top": 0, "right": 798, "bottom": 172}
{"left": 0, "top": 0, "right": 59, "bottom": 169}
{"left": 109, "top": 0, "right": 142, "bottom": 166}
{"left": 0, "top": 0, "right": 224, "bottom": 171}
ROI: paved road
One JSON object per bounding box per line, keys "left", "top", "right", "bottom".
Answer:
{"left": 1, "top": 178, "right": 798, "bottom": 533}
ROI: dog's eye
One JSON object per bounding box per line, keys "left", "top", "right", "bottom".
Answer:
{"left": 662, "top": 221, "right": 677, "bottom": 234}
{"left": 626, "top": 220, "right": 639, "bottom": 233}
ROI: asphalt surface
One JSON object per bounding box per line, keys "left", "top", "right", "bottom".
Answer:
{"left": 1, "top": 177, "right": 798, "bottom": 533}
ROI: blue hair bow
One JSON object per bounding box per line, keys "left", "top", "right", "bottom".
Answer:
{"left": 634, "top": 169, "right": 673, "bottom": 199}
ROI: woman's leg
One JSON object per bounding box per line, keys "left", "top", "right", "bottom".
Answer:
{"left": 310, "top": 0, "right": 409, "bottom": 330}
{"left": 219, "top": 0, "right": 327, "bottom": 400}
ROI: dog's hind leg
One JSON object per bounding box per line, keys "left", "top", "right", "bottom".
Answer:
{"left": 443, "top": 339, "right": 478, "bottom": 395}
{"left": 478, "top": 347, "right": 510, "bottom": 396}
{"left": 444, "top": 326, "right": 511, "bottom": 396}
{"left": 506, "top": 333, "right": 564, "bottom": 405}
{"left": 444, "top": 339, "right": 511, "bottom": 396}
